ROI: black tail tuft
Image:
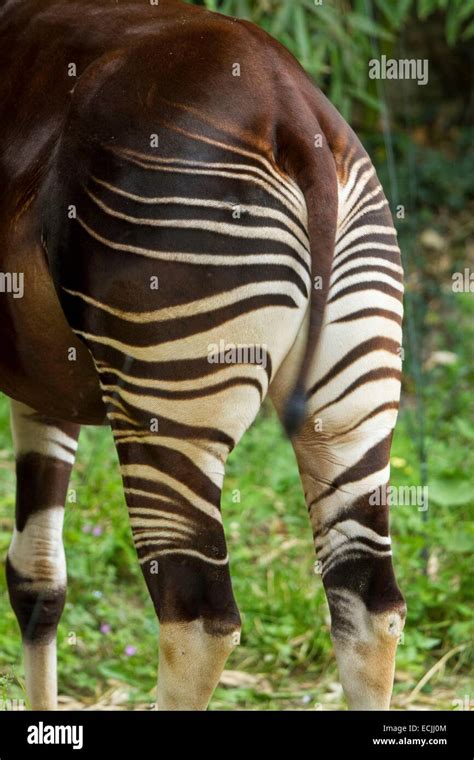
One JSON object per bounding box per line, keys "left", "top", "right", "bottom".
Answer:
{"left": 282, "top": 385, "right": 307, "bottom": 438}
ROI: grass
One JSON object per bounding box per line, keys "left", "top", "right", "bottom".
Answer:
{"left": 0, "top": 0, "right": 471, "bottom": 716}
{"left": 0, "top": 317, "right": 473, "bottom": 709}
{"left": 1, "top": 174, "right": 473, "bottom": 709}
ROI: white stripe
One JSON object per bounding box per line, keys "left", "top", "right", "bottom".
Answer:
{"left": 339, "top": 161, "right": 376, "bottom": 214}
{"left": 117, "top": 150, "right": 305, "bottom": 208}
{"left": 90, "top": 177, "right": 309, "bottom": 245}
{"left": 48, "top": 429, "right": 79, "bottom": 453}
{"left": 326, "top": 289, "right": 404, "bottom": 321}
{"left": 334, "top": 241, "right": 401, "bottom": 267}
{"left": 338, "top": 186, "right": 385, "bottom": 232}
{"left": 321, "top": 544, "right": 392, "bottom": 578}
{"left": 112, "top": 433, "right": 225, "bottom": 487}
{"left": 329, "top": 270, "right": 404, "bottom": 298}
{"left": 133, "top": 529, "right": 194, "bottom": 545}
{"left": 109, "top": 147, "right": 305, "bottom": 217}
{"left": 130, "top": 521, "right": 194, "bottom": 537}
{"left": 330, "top": 256, "right": 403, "bottom": 285}
{"left": 85, "top": 189, "right": 310, "bottom": 262}
{"left": 126, "top": 493, "right": 192, "bottom": 512}
{"left": 108, "top": 139, "right": 303, "bottom": 205}
{"left": 121, "top": 464, "right": 222, "bottom": 523}
{"left": 128, "top": 508, "right": 194, "bottom": 528}
{"left": 76, "top": 216, "right": 311, "bottom": 276}
{"left": 310, "top": 463, "right": 392, "bottom": 517}
{"left": 335, "top": 224, "right": 397, "bottom": 256}
{"left": 338, "top": 157, "right": 373, "bottom": 207}
{"left": 8, "top": 507, "right": 66, "bottom": 587}
{"left": 64, "top": 279, "right": 304, "bottom": 324}
{"left": 98, "top": 361, "right": 267, "bottom": 393}
{"left": 139, "top": 547, "right": 229, "bottom": 566}
{"left": 315, "top": 519, "right": 392, "bottom": 554}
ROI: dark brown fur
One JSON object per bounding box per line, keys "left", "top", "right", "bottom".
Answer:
{"left": 0, "top": 0, "right": 343, "bottom": 425}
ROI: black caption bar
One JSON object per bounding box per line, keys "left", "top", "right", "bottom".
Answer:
{"left": 0, "top": 710, "right": 471, "bottom": 756}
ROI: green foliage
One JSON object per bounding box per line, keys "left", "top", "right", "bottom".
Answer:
{"left": 188, "top": 0, "right": 473, "bottom": 119}
{"left": 366, "top": 128, "right": 474, "bottom": 213}
{"left": 416, "top": 0, "right": 474, "bottom": 44}
{"left": 0, "top": 312, "right": 472, "bottom": 707}
{"left": 0, "top": 0, "right": 471, "bottom": 712}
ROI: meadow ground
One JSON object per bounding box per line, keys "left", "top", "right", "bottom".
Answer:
{"left": 0, "top": 349, "right": 472, "bottom": 711}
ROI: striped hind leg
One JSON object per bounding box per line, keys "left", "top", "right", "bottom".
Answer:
{"left": 104, "top": 393, "right": 256, "bottom": 710}
{"left": 272, "top": 361, "right": 406, "bottom": 709}
{"left": 292, "top": 416, "right": 405, "bottom": 710}
{"left": 6, "top": 400, "right": 79, "bottom": 710}
{"left": 49, "top": 107, "right": 313, "bottom": 708}
{"left": 81, "top": 310, "right": 291, "bottom": 709}
{"left": 271, "top": 155, "right": 407, "bottom": 709}
{"left": 78, "top": 327, "right": 289, "bottom": 711}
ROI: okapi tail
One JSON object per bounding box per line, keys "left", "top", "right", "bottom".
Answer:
{"left": 273, "top": 68, "right": 345, "bottom": 437}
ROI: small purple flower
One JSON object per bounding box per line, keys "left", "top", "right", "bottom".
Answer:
{"left": 92, "top": 526, "right": 103, "bottom": 537}
{"left": 82, "top": 524, "right": 92, "bottom": 534}
{"left": 100, "top": 623, "right": 111, "bottom": 635}
{"left": 124, "top": 645, "right": 137, "bottom": 657}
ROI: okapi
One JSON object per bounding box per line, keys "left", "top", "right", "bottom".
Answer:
{"left": 0, "top": 0, "right": 406, "bottom": 710}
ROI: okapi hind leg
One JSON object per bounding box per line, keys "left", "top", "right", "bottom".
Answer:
{"left": 6, "top": 400, "right": 80, "bottom": 710}
{"left": 270, "top": 130, "right": 407, "bottom": 709}
{"left": 291, "top": 420, "right": 406, "bottom": 710}
{"left": 108, "top": 404, "right": 244, "bottom": 711}
{"left": 271, "top": 336, "right": 407, "bottom": 710}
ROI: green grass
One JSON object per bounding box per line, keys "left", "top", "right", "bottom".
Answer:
{"left": 0, "top": 0, "right": 471, "bottom": 715}
{"left": 1, "top": 209, "right": 473, "bottom": 708}
{"left": 0, "top": 316, "right": 473, "bottom": 709}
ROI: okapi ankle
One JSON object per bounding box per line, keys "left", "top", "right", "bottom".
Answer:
{"left": 6, "top": 557, "right": 66, "bottom": 645}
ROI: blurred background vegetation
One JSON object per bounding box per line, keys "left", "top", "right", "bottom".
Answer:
{"left": 0, "top": 0, "right": 473, "bottom": 710}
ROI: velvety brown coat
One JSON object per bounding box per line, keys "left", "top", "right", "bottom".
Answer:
{"left": 0, "top": 0, "right": 347, "bottom": 426}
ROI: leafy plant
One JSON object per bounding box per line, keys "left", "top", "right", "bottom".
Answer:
{"left": 189, "top": 0, "right": 473, "bottom": 119}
